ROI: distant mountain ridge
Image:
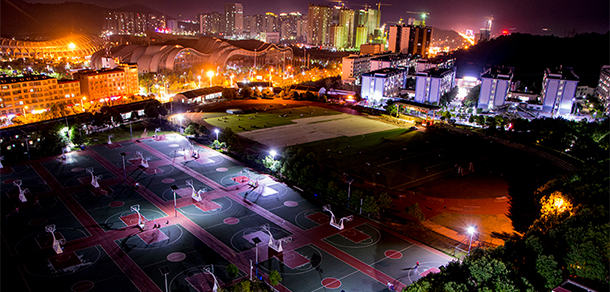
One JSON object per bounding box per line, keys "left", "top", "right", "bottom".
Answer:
{"left": 1, "top": 0, "right": 168, "bottom": 39}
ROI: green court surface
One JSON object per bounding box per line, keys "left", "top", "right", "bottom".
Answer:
{"left": 72, "top": 183, "right": 167, "bottom": 231}
{"left": 116, "top": 224, "right": 244, "bottom": 291}
{"left": 237, "top": 186, "right": 322, "bottom": 230}
{"left": 181, "top": 154, "right": 248, "bottom": 187}
{"left": 22, "top": 245, "right": 140, "bottom": 292}
{"left": 258, "top": 244, "right": 387, "bottom": 292}
{"left": 2, "top": 195, "right": 90, "bottom": 255}
{"left": 91, "top": 141, "right": 163, "bottom": 168}
{"left": 41, "top": 154, "right": 116, "bottom": 188}
{"left": 1, "top": 164, "right": 51, "bottom": 195}
{"left": 323, "top": 223, "right": 448, "bottom": 285}
{"left": 180, "top": 197, "right": 291, "bottom": 253}
{"left": 128, "top": 164, "right": 214, "bottom": 202}
{"left": 205, "top": 106, "right": 342, "bottom": 134}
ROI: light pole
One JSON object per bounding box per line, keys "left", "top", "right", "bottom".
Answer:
{"left": 467, "top": 225, "right": 477, "bottom": 255}
{"left": 120, "top": 152, "right": 127, "bottom": 179}
{"left": 160, "top": 266, "right": 170, "bottom": 292}
{"left": 170, "top": 185, "right": 179, "bottom": 217}
{"left": 347, "top": 178, "right": 354, "bottom": 208}
{"left": 197, "top": 75, "right": 201, "bottom": 88}
{"left": 214, "top": 129, "right": 219, "bottom": 141}
{"left": 207, "top": 71, "right": 214, "bottom": 87}
{"left": 177, "top": 115, "right": 183, "bottom": 134}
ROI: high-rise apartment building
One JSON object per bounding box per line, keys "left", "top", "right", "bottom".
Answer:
{"left": 388, "top": 25, "right": 410, "bottom": 54}
{"left": 415, "top": 67, "right": 455, "bottom": 104}
{"left": 478, "top": 66, "right": 513, "bottom": 110}
{"left": 337, "top": 8, "right": 355, "bottom": 49}
{"left": 308, "top": 4, "right": 333, "bottom": 46}
{"left": 541, "top": 67, "right": 579, "bottom": 116}
{"left": 198, "top": 12, "right": 223, "bottom": 35}
{"left": 105, "top": 12, "right": 166, "bottom": 35}
{"left": 279, "top": 12, "right": 303, "bottom": 40}
{"left": 225, "top": 3, "right": 244, "bottom": 36}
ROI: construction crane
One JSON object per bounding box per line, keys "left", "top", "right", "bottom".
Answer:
{"left": 353, "top": 3, "right": 371, "bottom": 10}
{"left": 376, "top": 2, "right": 391, "bottom": 11}
{"left": 327, "top": 0, "right": 348, "bottom": 8}
{"left": 405, "top": 11, "right": 430, "bottom": 26}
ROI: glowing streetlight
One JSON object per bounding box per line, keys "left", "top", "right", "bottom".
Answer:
{"left": 177, "top": 115, "right": 184, "bottom": 134}
{"left": 214, "top": 129, "right": 219, "bottom": 141}
{"left": 230, "top": 74, "right": 235, "bottom": 86}
{"left": 68, "top": 43, "right": 76, "bottom": 50}
{"left": 207, "top": 71, "right": 214, "bottom": 87}
{"left": 269, "top": 150, "right": 277, "bottom": 159}
{"left": 197, "top": 75, "right": 201, "bottom": 88}
{"left": 467, "top": 226, "right": 477, "bottom": 255}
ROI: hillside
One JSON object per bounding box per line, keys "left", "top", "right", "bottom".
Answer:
{"left": 450, "top": 32, "right": 610, "bottom": 87}
{"left": 1, "top": 0, "right": 168, "bottom": 39}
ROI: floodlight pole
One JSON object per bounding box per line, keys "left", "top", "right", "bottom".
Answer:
{"left": 347, "top": 178, "right": 353, "bottom": 208}
{"left": 171, "top": 185, "right": 179, "bottom": 217}
{"left": 120, "top": 152, "right": 127, "bottom": 179}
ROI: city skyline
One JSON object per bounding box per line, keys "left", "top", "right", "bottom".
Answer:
{"left": 16, "top": 0, "right": 609, "bottom": 35}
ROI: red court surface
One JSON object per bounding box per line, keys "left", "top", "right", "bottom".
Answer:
{"left": 71, "top": 280, "right": 95, "bottom": 292}
{"left": 137, "top": 229, "right": 169, "bottom": 244}
{"left": 305, "top": 212, "right": 330, "bottom": 224}
{"left": 91, "top": 187, "right": 112, "bottom": 197}
{"left": 48, "top": 251, "right": 82, "bottom": 271}
{"left": 119, "top": 213, "right": 147, "bottom": 226}
{"left": 194, "top": 200, "right": 221, "bottom": 212}
{"left": 36, "top": 232, "right": 65, "bottom": 249}
{"left": 174, "top": 188, "right": 194, "bottom": 198}
{"left": 231, "top": 175, "right": 250, "bottom": 183}
{"left": 276, "top": 250, "right": 310, "bottom": 269}
{"left": 77, "top": 176, "right": 95, "bottom": 185}
{"left": 0, "top": 167, "right": 14, "bottom": 174}
{"left": 420, "top": 267, "right": 441, "bottom": 277}
{"left": 321, "top": 277, "right": 342, "bottom": 289}
{"left": 185, "top": 273, "right": 217, "bottom": 292}
{"left": 127, "top": 158, "right": 143, "bottom": 165}
{"left": 339, "top": 228, "right": 371, "bottom": 243}
{"left": 384, "top": 250, "right": 403, "bottom": 259}
{"left": 105, "top": 144, "right": 123, "bottom": 149}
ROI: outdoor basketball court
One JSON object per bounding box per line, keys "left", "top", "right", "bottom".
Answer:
{"left": 2, "top": 133, "right": 453, "bottom": 292}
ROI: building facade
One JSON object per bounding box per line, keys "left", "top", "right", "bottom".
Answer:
{"left": 198, "top": 12, "right": 223, "bottom": 35}
{"left": 341, "top": 54, "right": 373, "bottom": 85}
{"left": 361, "top": 67, "right": 407, "bottom": 104}
{"left": 478, "top": 66, "right": 513, "bottom": 110}
{"left": 388, "top": 25, "right": 410, "bottom": 54}
{"left": 541, "top": 67, "right": 579, "bottom": 116}
{"left": 414, "top": 67, "right": 455, "bottom": 104}
{"left": 595, "top": 65, "right": 610, "bottom": 115}
{"left": 225, "top": 3, "right": 244, "bottom": 37}
{"left": 307, "top": 4, "right": 333, "bottom": 46}
{"left": 0, "top": 75, "right": 81, "bottom": 118}
{"left": 73, "top": 64, "right": 139, "bottom": 102}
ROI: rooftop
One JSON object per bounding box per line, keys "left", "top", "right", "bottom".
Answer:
{"left": 0, "top": 74, "right": 54, "bottom": 85}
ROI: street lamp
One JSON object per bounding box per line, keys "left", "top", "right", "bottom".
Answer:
{"left": 120, "top": 152, "right": 127, "bottom": 179}
{"left": 159, "top": 266, "right": 170, "bottom": 292}
{"left": 214, "top": 129, "right": 219, "bottom": 141}
{"left": 207, "top": 71, "right": 214, "bottom": 87}
{"left": 347, "top": 178, "right": 354, "bottom": 208}
{"left": 170, "top": 185, "right": 179, "bottom": 217}
{"left": 467, "top": 225, "right": 477, "bottom": 255}
{"left": 269, "top": 150, "right": 277, "bottom": 159}
{"left": 197, "top": 75, "right": 201, "bottom": 88}
{"left": 177, "top": 115, "right": 183, "bottom": 134}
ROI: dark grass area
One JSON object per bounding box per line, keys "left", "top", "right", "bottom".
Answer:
{"left": 204, "top": 106, "right": 341, "bottom": 133}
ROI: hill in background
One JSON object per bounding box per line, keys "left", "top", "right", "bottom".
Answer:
{"left": 1, "top": 0, "right": 168, "bottom": 39}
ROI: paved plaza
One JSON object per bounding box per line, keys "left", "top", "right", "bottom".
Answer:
{"left": 1, "top": 133, "right": 452, "bottom": 292}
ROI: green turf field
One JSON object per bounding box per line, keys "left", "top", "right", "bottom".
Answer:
{"left": 204, "top": 106, "right": 341, "bottom": 133}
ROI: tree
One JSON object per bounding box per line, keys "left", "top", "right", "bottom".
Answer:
{"left": 362, "top": 195, "right": 380, "bottom": 215}
{"left": 269, "top": 270, "right": 282, "bottom": 286}
{"left": 404, "top": 203, "right": 425, "bottom": 222}
{"left": 184, "top": 124, "right": 198, "bottom": 135}
{"left": 144, "top": 104, "right": 160, "bottom": 118}
{"left": 227, "top": 264, "right": 239, "bottom": 279}
{"left": 463, "top": 84, "right": 481, "bottom": 107}
{"left": 241, "top": 86, "right": 253, "bottom": 99}
{"left": 440, "top": 86, "right": 458, "bottom": 106}
{"left": 385, "top": 99, "right": 398, "bottom": 117}
{"left": 378, "top": 192, "right": 393, "bottom": 211}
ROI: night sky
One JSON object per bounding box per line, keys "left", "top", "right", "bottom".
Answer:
{"left": 23, "top": 0, "right": 609, "bottom": 35}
